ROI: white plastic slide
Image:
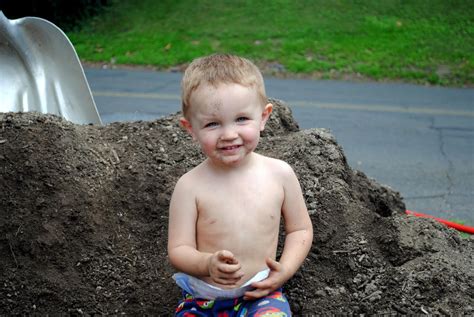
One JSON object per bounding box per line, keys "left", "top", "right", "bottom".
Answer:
{"left": 0, "top": 11, "right": 102, "bottom": 125}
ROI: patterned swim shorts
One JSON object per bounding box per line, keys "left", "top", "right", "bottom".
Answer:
{"left": 175, "top": 288, "right": 291, "bottom": 316}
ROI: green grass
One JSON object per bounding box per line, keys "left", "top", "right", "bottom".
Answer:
{"left": 68, "top": 0, "right": 474, "bottom": 86}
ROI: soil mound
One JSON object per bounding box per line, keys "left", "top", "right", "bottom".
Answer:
{"left": 1, "top": 100, "right": 472, "bottom": 315}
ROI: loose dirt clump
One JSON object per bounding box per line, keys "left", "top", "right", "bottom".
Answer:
{"left": 0, "top": 100, "right": 472, "bottom": 315}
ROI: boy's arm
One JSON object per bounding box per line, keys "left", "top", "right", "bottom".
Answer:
{"left": 245, "top": 162, "right": 313, "bottom": 299}
{"left": 167, "top": 175, "right": 211, "bottom": 277}
{"left": 278, "top": 163, "right": 313, "bottom": 277}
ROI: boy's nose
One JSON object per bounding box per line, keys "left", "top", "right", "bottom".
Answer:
{"left": 220, "top": 126, "right": 238, "bottom": 140}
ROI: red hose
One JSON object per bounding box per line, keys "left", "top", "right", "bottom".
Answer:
{"left": 406, "top": 210, "right": 474, "bottom": 234}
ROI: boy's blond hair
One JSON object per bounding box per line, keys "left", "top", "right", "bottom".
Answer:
{"left": 181, "top": 54, "right": 268, "bottom": 119}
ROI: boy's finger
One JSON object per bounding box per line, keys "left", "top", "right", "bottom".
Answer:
{"left": 217, "top": 269, "right": 244, "bottom": 280}
{"left": 217, "top": 268, "right": 244, "bottom": 278}
{"left": 214, "top": 271, "right": 244, "bottom": 283}
{"left": 218, "top": 250, "right": 237, "bottom": 263}
{"left": 243, "top": 288, "right": 270, "bottom": 300}
{"left": 266, "top": 257, "right": 281, "bottom": 271}
{"left": 214, "top": 276, "right": 241, "bottom": 286}
{"left": 218, "top": 262, "right": 242, "bottom": 274}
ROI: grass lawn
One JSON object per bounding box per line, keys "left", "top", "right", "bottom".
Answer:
{"left": 68, "top": 0, "right": 474, "bottom": 86}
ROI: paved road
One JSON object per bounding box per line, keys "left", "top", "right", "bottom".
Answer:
{"left": 84, "top": 67, "right": 474, "bottom": 226}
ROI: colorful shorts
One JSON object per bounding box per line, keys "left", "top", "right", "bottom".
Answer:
{"left": 175, "top": 288, "right": 291, "bottom": 316}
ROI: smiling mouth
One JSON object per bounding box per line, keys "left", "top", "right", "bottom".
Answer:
{"left": 220, "top": 145, "right": 241, "bottom": 151}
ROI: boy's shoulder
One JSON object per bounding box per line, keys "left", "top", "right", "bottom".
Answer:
{"left": 255, "top": 153, "right": 295, "bottom": 176}
{"left": 175, "top": 160, "right": 207, "bottom": 184}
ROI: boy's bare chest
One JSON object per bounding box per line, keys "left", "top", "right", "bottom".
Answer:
{"left": 195, "top": 176, "right": 284, "bottom": 223}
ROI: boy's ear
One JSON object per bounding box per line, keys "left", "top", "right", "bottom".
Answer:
{"left": 179, "top": 117, "right": 195, "bottom": 138}
{"left": 260, "top": 103, "right": 273, "bottom": 131}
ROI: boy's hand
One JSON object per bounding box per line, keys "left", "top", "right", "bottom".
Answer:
{"left": 208, "top": 250, "right": 244, "bottom": 286}
{"left": 243, "top": 257, "right": 287, "bottom": 300}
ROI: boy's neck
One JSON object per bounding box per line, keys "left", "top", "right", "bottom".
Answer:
{"left": 205, "top": 152, "right": 258, "bottom": 174}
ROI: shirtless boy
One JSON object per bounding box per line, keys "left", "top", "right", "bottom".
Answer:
{"left": 168, "top": 54, "right": 313, "bottom": 316}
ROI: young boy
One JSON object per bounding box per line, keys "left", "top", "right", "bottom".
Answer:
{"left": 168, "top": 54, "right": 313, "bottom": 316}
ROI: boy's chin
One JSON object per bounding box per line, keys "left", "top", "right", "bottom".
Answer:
{"left": 209, "top": 154, "right": 249, "bottom": 168}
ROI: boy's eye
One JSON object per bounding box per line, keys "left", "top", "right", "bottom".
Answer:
{"left": 204, "top": 122, "right": 218, "bottom": 128}
{"left": 236, "top": 117, "right": 249, "bottom": 122}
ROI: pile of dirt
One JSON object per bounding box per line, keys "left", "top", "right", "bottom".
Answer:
{"left": 1, "top": 100, "right": 472, "bottom": 315}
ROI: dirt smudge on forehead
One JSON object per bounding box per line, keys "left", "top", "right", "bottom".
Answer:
{"left": 0, "top": 100, "right": 472, "bottom": 315}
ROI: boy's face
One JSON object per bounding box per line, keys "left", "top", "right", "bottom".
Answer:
{"left": 181, "top": 83, "right": 272, "bottom": 168}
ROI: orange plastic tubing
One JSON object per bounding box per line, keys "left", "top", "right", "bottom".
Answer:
{"left": 406, "top": 210, "right": 474, "bottom": 234}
